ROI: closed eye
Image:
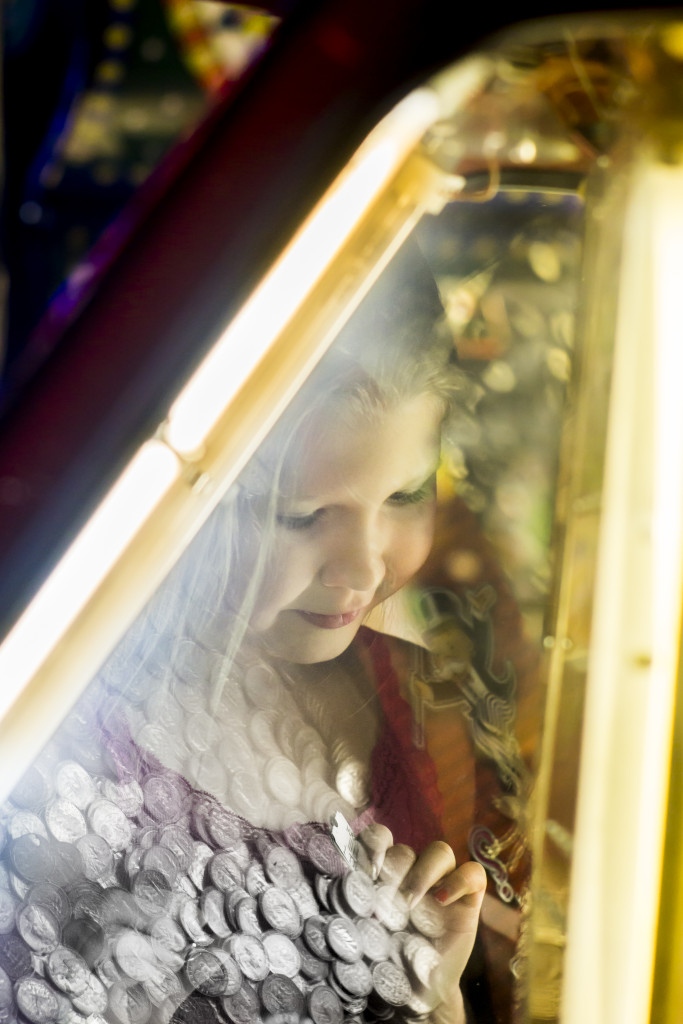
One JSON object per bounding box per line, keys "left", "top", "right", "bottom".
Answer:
{"left": 276, "top": 509, "right": 325, "bottom": 531}
{"left": 387, "top": 473, "right": 436, "bottom": 507}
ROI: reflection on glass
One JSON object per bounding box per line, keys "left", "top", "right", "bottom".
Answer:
{"left": 3, "top": 13, "right": 683, "bottom": 1024}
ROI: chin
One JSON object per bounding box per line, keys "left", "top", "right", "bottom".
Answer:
{"left": 262, "top": 618, "right": 362, "bottom": 665}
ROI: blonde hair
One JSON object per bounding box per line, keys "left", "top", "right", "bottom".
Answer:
{"left": 101, "top": 239, "right": 473, "bottom": 704}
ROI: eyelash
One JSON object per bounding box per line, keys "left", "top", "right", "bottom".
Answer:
{"left": 276, "top": 483, "right": 433, "bottom": 531}
{"left": 276, "top": 511, "right": 324, "bottom": 531}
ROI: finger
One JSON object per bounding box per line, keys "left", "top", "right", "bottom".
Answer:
{"left": 399, "top": 840, "right": 456, "bottom": 909}
{"left": 379, "top": 843, "right": 416, "bottom": 887}
{"left": 356, "top": 823, "right": 393, "bottom": 880}
{"left": 431, "top": 860, "right": 487, "bottom": 910}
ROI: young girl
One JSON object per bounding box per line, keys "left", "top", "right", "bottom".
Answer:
{"left": 0, "top": 241, "right": 488, "bottom": 1024}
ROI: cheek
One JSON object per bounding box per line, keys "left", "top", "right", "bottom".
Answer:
{"left": 249, "top": 541, "right": 316, "bottom": 629}
{"left": 390, "top": 509, "right": 436, "bottom": 585}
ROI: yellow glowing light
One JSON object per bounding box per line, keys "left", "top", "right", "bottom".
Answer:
{"left": 164, "top": 89, "right": 441, "bottom": 457}
{"left": 562, "top": 159, "right": 683, "bottom": 1024}
{"left": 0, "top": 441, "right": 181, "bottom": 723}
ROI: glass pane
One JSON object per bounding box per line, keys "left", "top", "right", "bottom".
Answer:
{"left": 2, "top": 12, "right": 683, "bottom": 1024}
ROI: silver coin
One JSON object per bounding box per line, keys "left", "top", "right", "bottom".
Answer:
{"left": 46, "top": 948, "right": 90, "bottom": 998}
{"left": 355, "top": 917, "right": 391, "bottom": 963}
{"left": 264, "top": 846, "right": 303, "bottom": 892}
{"left": 187, "top": 753, "right": 228, "bottom": 797}
{"left": 141, "top": 965, "right": 184, "bottom": 1009}
{"left": 408, "top": 895, "right": 446, "bottom": 940}
{"left": 87, "top": 799, "right": 132, "bottom": 852}
{"left": 124, "top": 845, "right": 146, "bottom": 881}
{"left": 262, "top": 933, "right": 301, "bottom": 978}
{"left": 334, "top": 759, "right": 370, "bottom": 810}
{"left": 247, "top": 711, "right": 280, "bottom": 758}
{"left": 0, "top": 965, "right": 14, "bottom": 1013}
{"left": 290, "top": 881, "right": 319, "bottom": 921}
{"left": 306, "top": 836, "right": 345, "bottom": 878}
{"left": 14, "top": 977, "right": 59, "bottom": 1024}
{"left": 8, "top": 871, "right": 30, "bottom": 901}
{"left": 207, "top": 852, "right": 244, "bottom": 893}
{"left": 227, "top": 934, "right": 269, "bottom": 982}
{"left": 0, "top": 934, "right": 32, "bottom": 981}
{"left": 274, "top": 715, "right": 301, "bottom": 762}
{"left": 7, "top": 812, "right": 48, "bottom": 841}
{"left": 199, "top": 887, "right": 231, "bottom": 938}
{"left": 17, "top": 903, "right": 60, "bottom": 955}
{"left": 211, "top": 948, "right": 243, "bottom": 997}
{"left": 0, "top": 892, "right": 16, "bottom": 936}
{"left": 235, "top": 896, "right": 263, "bottom": 939}
{"left": 206, "top": 804, "right": 244, "bottom": 853}
{"left": 185, "top": 713, "right": 221, "bottom": 755}
{"left": 61, "top": 918, "right": 105, "bottom": 968}
{"left": 178, "top": 897, "right": 213, "bottom": 946}
{"left": 403, "top": 934, "right": 441, "bottom": 989}
{"left": 225, "top": 887, "right": 251, "bottom": 930}
{"left": 100, "top": 779, "right": 144, "bottom": 818}
{"left": 259, "top": 888, "right": 301, "bottom": 938}
{"left": 150, "top": 916, "right": 187, "bottom": 957}
{"left": 220, "top": 981, "right": 262, "bottom": 1024}
{"left": 114, "top": 931, "right": 159, "bottom": 983}
{"left": 184, "top": 948, "right": 230, "bottom": 997}
{"left": 158, "top": 825, "right": 194, "bottom": 873}
{"left": 294, "top": 938, "right": 328, "bottom": 983}
{"left": 245, "top": 862, "right": 269, "bottom": 898}
{"left": 8, "top": 831, "right": 53, "bottom": 880}
{"left": 325, "top": 917, "right": 362, "bottom": 964}
{"left": 132, "top": 869, "right": 172, "bottom": 916}
{"left": 187, "top": 842, "right": 213, "bottom": 890}
{"left": 142, "top": 845, "right": 180, "bottom": 886}
{"left": 243, "top": 664, "right": 282, "bottom": 709}
{"left": 374, "top": 887, "right": 410, "bottom": 932}
{"left": 260, "top": 974, "right": 305, "bottom": 1017}
{"left": 145, "top": 689, "right": 184, "bottom": 734}
{"left": 264, "top": 758, "right": 302, "bottom": 810}
{"left": 9, "top": 764, "right": 53, "bottom": 813}
{"left": 75, "top": 835, "right": 114, "bottom": 882}
{"left": 107, "top": 981, "right": 152, "bottom": 1024}
{"left": 229, "top": 772, "right": 268, "bottom": 823}
{"left": 313, "top": 874, "right": 332, "bottom": 911}
{"left": 142, "top": 775, "right": 188, "bottom": 825}
{"left": 303, "top": 916, "right": 333, "bottom": 962}
{"left": 341, "top": 872, "right": 375, "bottom": 918}
{"left": 70, "top": 974, "right": 108, "bottom": 1016}
{"left": 371, "top": 960, "right": 412, "bottom": 1007}
{"left": 332, "top": 959, "right": 373, "bottom": 998}
{"left": 54, "top": 763, "right": 97, "bottom": 811}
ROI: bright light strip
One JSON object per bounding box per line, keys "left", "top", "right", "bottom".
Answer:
{"left": 652, "top": 167, "right": 683, "bottom": 680}
{"left": 0, "top": 440, "right": 181, "bottom": 721}
{"left": 562, "top": 159, "right": 683, "bottom": 1024}
{"left": 164, "top": 89, "right": 440, "bottom": 457}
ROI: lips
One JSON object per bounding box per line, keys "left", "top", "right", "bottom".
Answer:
{"left": 295, "top": 609, "right": 364, "bottom": 629}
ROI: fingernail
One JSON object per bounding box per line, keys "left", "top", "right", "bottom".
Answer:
{"left": 432, "top": 887, "right": 449, "bottom": 904}
{"left": 371, "top": 861, "right": 380, "bottom": 881}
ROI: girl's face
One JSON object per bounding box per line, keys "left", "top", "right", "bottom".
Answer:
{"left": 250, "top": 393, "right": 443, "bottom": 664}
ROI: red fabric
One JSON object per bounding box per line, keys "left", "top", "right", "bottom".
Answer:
{"left": 356, "top": 627, "right": 444, "bottom": 850}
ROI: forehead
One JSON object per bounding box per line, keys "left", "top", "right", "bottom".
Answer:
{"left": 281, "top": 393, "right": 443, "bottom": 502}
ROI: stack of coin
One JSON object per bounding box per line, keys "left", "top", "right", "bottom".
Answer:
{"left": 115, "top": 650, "right": 365, "bottom": 832}
{"left": 1, "top": 724, "right": 449, "bottom": 1024}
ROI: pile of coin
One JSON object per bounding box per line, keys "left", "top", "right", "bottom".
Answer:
{"left": 103, "top": 645, "right": 371, "bottom": 834}
{"left": 1, "top": 725, "right": 448, "bottom": 1024}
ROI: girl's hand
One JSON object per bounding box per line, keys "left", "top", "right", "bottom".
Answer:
{"left": 358, "top": 823, "right": 487, "bottom": 1024}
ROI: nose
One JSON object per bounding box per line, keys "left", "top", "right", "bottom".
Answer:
{"left": 318, "top": 519, "right": 386, "bottom": 594}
